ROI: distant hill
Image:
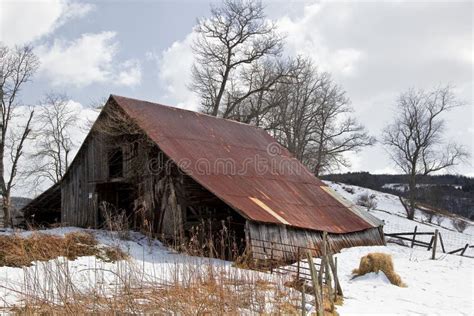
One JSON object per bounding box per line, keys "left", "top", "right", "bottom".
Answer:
{"left": 321, "top": 172, "right": 474, "bottom": 220}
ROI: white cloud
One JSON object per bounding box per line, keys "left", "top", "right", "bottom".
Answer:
{"left": 116, "top": 59, "right": 142, "bottom": 86}
{"left": 154, "top": 31, "right": 199, "bottom": 110}
{"left": 277, "top": 2, "right": 365, "bottom": 77}
{"left": 0, "top": 0, "right": 94, "bottom": 46}
{"left": 36, "top": 32, "right": 142, "bottom": 87}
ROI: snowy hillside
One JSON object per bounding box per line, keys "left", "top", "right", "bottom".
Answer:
{"left": 326, "top": 181, "right": 474, "bottom": 257}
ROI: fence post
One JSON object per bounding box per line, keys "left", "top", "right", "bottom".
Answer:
{"left": 328, "top": 254, "right": 343, "bottom": 297}
{"left": 324, "top": 254, "right": 334, "bottom": 313}
{"left": 411, "top": 226, "right": 418, "bottom": 248}
{"left": 427, "top": 236, "right": 434, "bottom": 251}
{"left": 460, "top": 243, "right": 469, "bottom": 256}
{"left": 297, "top": 247, "right": 301, "bottom": 280}
{"left": 438, "top": 233, "right": 446, "bottom": 253}
{"left": 431, "top": 229, "right": 438, "bottom": 260}
{"left": 301, "top": 284, "right": 306, "bottom": 316}
{"left": 306, "top": 252, "right": 323, "bottom": 316}
{"left": 334, "top": 257, "right": 340, "bottom": 300}
{"left": 319, "top": 232, "right": 328, "bottom": 286}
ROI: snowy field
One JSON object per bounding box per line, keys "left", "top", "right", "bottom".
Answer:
{"left": 0, "top": 183, "right": 473, "bottom": 315}
{"left": 336, "top": 245, "right": 473, "bottom": 315}
{"left": 1, "top": 226, "right": 472, "bottom": 315}
{"left": 326, "top": 181, "right": 474, "bottom": 257}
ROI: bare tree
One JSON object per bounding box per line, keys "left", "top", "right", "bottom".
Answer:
{"left": 383, "top": 86, "right": 469, "bottom": 220}
{"left": 28, "top": 93, "right": 78, "bottom": 186}
{"left": 0, "top": 44, "right": 39, "bottom": 227}
{"left": 269, "top": 57, "right": 374, "bottom": 175}
{"left": 82, "top": 96, "right": 107, "bottom": 131}
{"left": 191, "top": 0, "right": 283, "bottom": 118}
{"left": 451, "top": 217, "right": 469, "bottom": 233}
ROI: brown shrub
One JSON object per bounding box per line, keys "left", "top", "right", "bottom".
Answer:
{"left": 24, "top": 233, "right": 64, "bottom": 261}
{"left": 100, "top": 246, "right": 128, "bottom": 262}
{"left": 0, "top": 231, "right": 127, "bottom": 267}
{"left": 64, "top": 232, "right": 99, "bottom": 260}
{"left": 352, "top": 252, "right": 405, "bottom": 287}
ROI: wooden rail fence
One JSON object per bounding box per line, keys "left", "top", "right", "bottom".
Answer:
{"left": 385, "top": 226, "right": 473, "bottom": 259}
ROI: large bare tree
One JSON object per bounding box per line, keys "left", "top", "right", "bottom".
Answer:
{"left": 0, "top": 44, "right": 39, "bottom": 227}
{"left": 382, "top": 86, "right": 469, "bottom": 220}
{"left": 191, "top": 0, "right": 283, "bottom": 118}
{"left": 269, "top": 57, "right": 374, "bottom": 176}
{"left": 28, "top": 93, "right": 78, "bottom": 186}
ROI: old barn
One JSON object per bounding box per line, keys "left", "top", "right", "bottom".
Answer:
{"left": 23, "top": 95, "right": 384, "bottom": 261}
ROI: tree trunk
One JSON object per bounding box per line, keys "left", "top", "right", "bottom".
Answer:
{"left": 212, "top": 55, "right": 232, "bottom": 117}
{"left": 0, "top": 144, "right": 9, "bottom": 228}
{"left": 407, "top": 174, "right": 416, "bottom": 220}
{"left": 2, "top": 192, "right": 11, "bottom": 228}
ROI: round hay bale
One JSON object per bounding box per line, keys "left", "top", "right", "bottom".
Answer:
{"left": 352, "top": 252, "right": 405, "bottom": 287}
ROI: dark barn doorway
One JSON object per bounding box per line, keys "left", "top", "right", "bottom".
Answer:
{"left": 96, "top": 182, "right": 137, "bottom": 228}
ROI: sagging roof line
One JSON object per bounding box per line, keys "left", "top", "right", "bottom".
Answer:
{"left": 26, "top": 94, "right": 381, "bottom": 234}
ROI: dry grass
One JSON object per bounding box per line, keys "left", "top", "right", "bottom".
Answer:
{"left": 4, "top": 258, "right": 305, "bottom": 315}
{"left": 0, "top": 230, "right": 332, "bottom": 314}
{"left": 352, "top": 253, "right": 405, "bottom": 287}
{"left": 0, "top": 232, "right": 127, "bottom": 267}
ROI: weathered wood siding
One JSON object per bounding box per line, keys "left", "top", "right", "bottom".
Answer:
{"left": 247, "top": 221, "right": 385, "bottom": 262}
{"left": 61, "top": 133, "right": 108, "bottom": 226}
{"left": 60, "top": 127, "right": 189, "bottom": 233}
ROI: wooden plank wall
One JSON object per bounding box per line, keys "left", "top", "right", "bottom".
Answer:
{"left": 60, "top": 129, "right": 184, "bottom": 233}
{"left": 61, "top": 133, "right": 108, "bottom": 227}
{"left": 248, "top": 221, "right": 385, "bottom": 262}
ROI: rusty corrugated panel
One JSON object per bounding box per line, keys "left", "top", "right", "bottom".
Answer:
{"left": 321, "top": 186, "right": 384, "bottom": 227}
{"left": 111, "top": 95, "right": 378, "bottom": 233}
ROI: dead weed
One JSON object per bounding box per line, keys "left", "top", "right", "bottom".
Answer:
{"left": 0, "top": 231, "right": 127, "bottom": 267}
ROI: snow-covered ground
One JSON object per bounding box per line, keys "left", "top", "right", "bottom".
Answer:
{"left": 382, "top": 183, "right": 463, "bottom": 191}
{"left": 1, "top": 226, "right": 472, "bottom": 315}
{"left": 336, "top": 245, "right": 473, "bottom": 315}
{"left": 1, "top": 182, "right": 473, "bottom": 315}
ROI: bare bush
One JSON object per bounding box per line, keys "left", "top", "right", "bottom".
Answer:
{"left": 451, "top": 218, "right": 469, "bottom": 233}
{"left": 184, "top": 218, "right": 240, "bottom": 261}
{"left": 356, "top": 192, "right": 377, "bottom": 211}
{"left": 343, "top": 186, "right": 354, "bottom": 194}
{"left": 99, "top": 201, "right": 130, "bottom": 240}
{"left": 435, "top": 215, "right": 444, "bottom": 226}
{"left": 422, "top": 212, "right": 435, "bottom": 224}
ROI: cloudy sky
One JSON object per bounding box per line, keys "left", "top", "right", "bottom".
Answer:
{"left": 1, "top": 0, "right": 473, "bottom": 182}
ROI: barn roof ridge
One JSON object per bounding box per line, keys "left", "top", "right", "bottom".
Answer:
{"left": 110, "top": 94, "right": 265, "bottom": 130}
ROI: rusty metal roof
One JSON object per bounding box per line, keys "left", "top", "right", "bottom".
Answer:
{"left": 111, "top": 95, "right": 378, "bottom": 234}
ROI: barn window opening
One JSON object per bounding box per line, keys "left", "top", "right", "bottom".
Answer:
{"left": 108, "top": 147, "right": 123, "bottom": 179}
